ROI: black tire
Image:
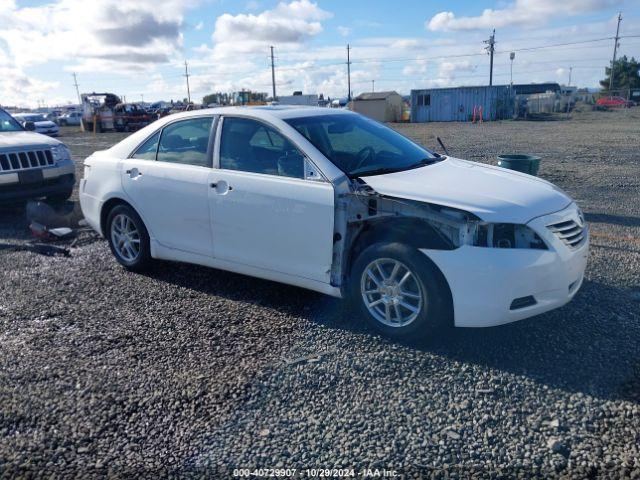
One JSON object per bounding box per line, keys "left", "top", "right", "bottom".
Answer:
{"left": 106, "top": 204, "right": 152, "bottom": 271}
{"left": 46, "top": 188, "right": 73, "bottom": 204}
{"left": 349, "top": 242, "right": 452, "bottom": 339}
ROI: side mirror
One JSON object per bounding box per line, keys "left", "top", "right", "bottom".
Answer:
{"left": 24, "top": 121, "right": 36, "bottom": 131}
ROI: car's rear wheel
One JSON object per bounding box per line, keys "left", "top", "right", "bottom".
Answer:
{"left": 350, "top": 242, "right": 451, "bottom": 339}
{"left": 106, "top": 204, "right": 151, "bottom": 271}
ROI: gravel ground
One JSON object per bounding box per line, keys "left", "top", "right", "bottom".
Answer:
{"left": 0, "top": 108, "right": 639, "bottom": 478}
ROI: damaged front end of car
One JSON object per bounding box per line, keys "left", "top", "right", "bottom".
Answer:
{"left": 330, "top": 178, "right": 547, "bottom": 290}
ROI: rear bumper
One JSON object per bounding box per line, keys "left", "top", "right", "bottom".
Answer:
{"left": 421, "top": 204, "right": 589, "bottom": 328}
{"left": 78, "top": 184, "right": 103, "bottom": 235}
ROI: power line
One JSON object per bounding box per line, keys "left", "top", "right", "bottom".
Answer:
{"left": 496, "top": 36, "right": 614, "bottom": 54}
{"left": 272, "top": 34, "right": 624, "bottom": 73}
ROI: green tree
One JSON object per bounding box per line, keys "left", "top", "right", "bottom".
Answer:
{"left": 600, "top": 56, "right": 640, "bottom": 91}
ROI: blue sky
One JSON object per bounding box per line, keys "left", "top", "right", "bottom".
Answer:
{"left": 1, "top": 0, "right": 639, "bottom": 107}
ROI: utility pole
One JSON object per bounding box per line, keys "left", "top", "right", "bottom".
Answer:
{"left": 568, "top": 67, "right": 573, "bottom": 87}
{"left": 371, "top": 80, "right": 375, "bottom": 92}
{"left": 140, "top": 94, "right": 144, "bottom": 104}
{"left": 184, "top": 61, "right": 191, "bottom": 103}
{"left": 72, "top": 72, "right": 81, "bottom": 105}
{"left": 509, "top": 52, "right": 515, "bottom": 88}
{"left": 270, "top": 46, "right": 277, "bottom": 101}
{"left": 347, "top": 44, "right": 352, "bottom": 102}
{"left": 484, "top": 29, "right": 496, "bottom": 86}
{"left": 609, "top": 12, "right": 622, "bottom": 91}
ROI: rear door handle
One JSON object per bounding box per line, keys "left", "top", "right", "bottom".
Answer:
{"left": 126, "top": 168, "right": 142, "bottom": 177}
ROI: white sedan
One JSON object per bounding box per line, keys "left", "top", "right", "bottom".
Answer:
{"left": 79, "top": 107, "right": 588, "bottom": 338}
{"left": 13, "top": 113, "right": 60, "bottom": 137}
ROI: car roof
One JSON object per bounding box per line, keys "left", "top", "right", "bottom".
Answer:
{"left": 163, "top": 105, "right": 355, "bottom": 122}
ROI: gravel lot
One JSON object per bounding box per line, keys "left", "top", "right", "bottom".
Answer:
{"left": 1, "top": 108, "right": 639, "bottom": 478}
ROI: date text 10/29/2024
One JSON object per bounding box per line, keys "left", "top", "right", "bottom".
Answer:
{"left": 233, "top": 468, "right": 399, "bottom": 478}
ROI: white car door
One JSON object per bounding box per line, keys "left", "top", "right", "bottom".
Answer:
{"left": 209, "top": 116, "right": 335, "bottom": 284}
{"left": 121, "top": 116, "right": 215, "bottom": 257}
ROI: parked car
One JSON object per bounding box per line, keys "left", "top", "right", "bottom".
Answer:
{"left": 45, "top": 111, "right": 62, "bottom": 124}
{"left": 12, "top": 113, "right": 60, "bottom": 136}
{"left": 596, "top": 96, "right": 635, "bottom": 108}
{"left": 80, "top": 107, "right": 588, "bottom": 338}
{"left": 0, "top": 108, "right": 75, "bottom": 203}
{"left": 58, "top": 111, "right": 82, "bottom": 126}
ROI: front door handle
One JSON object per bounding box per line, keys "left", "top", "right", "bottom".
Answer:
{"left": 211, "top": 181, "right": 233, "bottom": 193}
{"left": 126, "top": 168, "right": 142, "bottom": 178}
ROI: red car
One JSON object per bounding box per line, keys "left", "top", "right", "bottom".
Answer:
{"left": 596, "top": 96, "right": 635, "bottom": 108}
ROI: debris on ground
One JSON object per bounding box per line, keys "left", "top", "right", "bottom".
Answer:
{"left": 26, "top": 200, "right": 84, "bottom": 231}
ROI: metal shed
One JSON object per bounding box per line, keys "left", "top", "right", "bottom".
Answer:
{"left": 410, "top": 86, "right": 514, "bottom": 122}
{"left": 351, "top": 91, "right": 403, "bottom": 122}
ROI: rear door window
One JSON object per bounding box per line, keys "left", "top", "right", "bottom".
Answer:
{"left": 156, "top": 117, "right": 214, "bottom": 167}
{"left": 132, "top": 131, "right": 160, "bottom": 160}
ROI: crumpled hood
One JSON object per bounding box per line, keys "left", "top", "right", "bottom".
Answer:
{"left": 0, "top": 131, "right": 62, "bottom": 150}
{"left": 361, "top": 157, "right": 572, "bottom": 224}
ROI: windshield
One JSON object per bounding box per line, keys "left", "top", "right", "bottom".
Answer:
{"left": 285, "top": 113, "right": 440, "bottom": 177}
{"left": 0, "top": 110, "right": 24, "bottom": 132}
{"left": 23, "top": 114, "right": 45, "bottom": 122}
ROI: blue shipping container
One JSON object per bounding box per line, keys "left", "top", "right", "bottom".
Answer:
{"left": 411, "top": 86, "right": 514, "bottom": 122}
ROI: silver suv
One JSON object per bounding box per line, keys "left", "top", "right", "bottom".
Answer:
{"left": 0, "top": 108, "right": 75, "bottom": 203}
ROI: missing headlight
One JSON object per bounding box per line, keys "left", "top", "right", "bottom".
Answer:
{"left": 473, "top": 223, "right": 547, "bottom": 250}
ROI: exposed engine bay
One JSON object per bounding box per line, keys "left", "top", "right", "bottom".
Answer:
{"left": 330, "top": 178, "right": 547, "bottom": 288}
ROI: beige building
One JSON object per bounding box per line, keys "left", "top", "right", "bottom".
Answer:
{"left": 351, "top": 91, "right": 403, "bottom": 122}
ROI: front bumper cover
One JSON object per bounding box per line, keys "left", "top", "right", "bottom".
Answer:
{"left": 0, "top": 161, "right": 75, "bottom": 202}
{"left": 421, "top": 203, "right": 589, "bottom": 328}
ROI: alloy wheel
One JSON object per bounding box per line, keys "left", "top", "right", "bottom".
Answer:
{"left": 110, "top": 213, "right": 141, "bottom": 262}
{"left": 360, "top": 258, "right": 425, "bottom": 327}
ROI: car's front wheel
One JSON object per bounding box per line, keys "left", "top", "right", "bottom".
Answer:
{"left": 350, "top": 242, "right": 451, "bottom": 339}
{"left": 106, "top": 204, "right": 151, "bottom": 271}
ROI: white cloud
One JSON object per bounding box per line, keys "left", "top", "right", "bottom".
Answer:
{"left": 0, "top": 66, "right": 60, "bottom": 108}
{"left": 438, "top": 60, "right": 477, "bottom": 78}
{"left": 427, "top": 0, "right": 620, "bottom": 31}
{"left": 337, "top": 26, "right": 352, "bottom": 37}
{"left": 403, "top": 59, "right": 428, "bottom": 76}
{"left": 195, "top": 21, "right": 204, "bottom": 31}
{"left": 211, "top": 0, "right": 332, "bottom": 58}
{"left": 0, "top": 0, "right": 196, "bottom": 71}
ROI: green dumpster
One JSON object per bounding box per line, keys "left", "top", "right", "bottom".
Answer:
{"left": 497, "top": 154, "right": 541, "bottom": 176}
